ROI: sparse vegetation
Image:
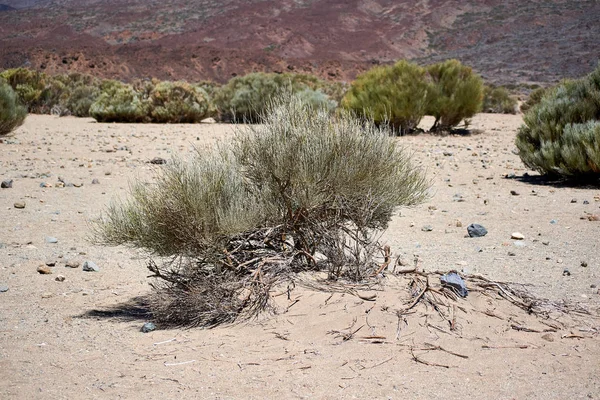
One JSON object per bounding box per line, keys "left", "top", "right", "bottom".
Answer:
{"left": 341, "top": 60, "right": 429, "bottom": 134}
{"left": 516, "top": 65, "right": 600, "bottom": 179}
{"left": 93, "top": 94, "right": 428, "bottom": 327}
{"left": 482, "top": 85, "right": 517, "bottom": 114}
{"left": 426, "top": 59, "right": 484, "bottom": 132}
{"left": 0, "top": 81, "right": 27, "bottom": 136}
{"left": 519, "top": 86, "right": 550, "bottom": 113}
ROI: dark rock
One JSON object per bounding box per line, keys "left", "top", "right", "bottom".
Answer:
{"left": 82, "top": 261, "right": 100, "bottom": 272}
{"left": 581, "top": 261, "right": 588, "bottom": 267}
{"left": 562, "top": 268, "right": 571, "bottom": 276}
{"left": 91, "top": 178, "right": 100, "bottom": 184}
{"left": 149, "top": 157, "right": 167, "bottom": 165}
{"left": 440, "top": 272, "right": 468, "bottom": 297}
{"left": 571, "top": 199, "right": 577, "bottom": 203}
{"left": 45, "top": 260, "right": 56, "bottom": 267}
{"left": 55, "top": 275, "right": 66, "bottom": 282}
{"left": 467, "top": 224, "right": 487, "bottom": 237}
{"left": 510, "top": 190, "right": 519, "bottom": 196}
{"left": 141, "top": 322, "right": 156, "bottom": 333}
{"left": 583, "top": 200, "right": 590, "bottom": 205}
{"left": 1, "top": 179, "right": 13, "bottom": 188}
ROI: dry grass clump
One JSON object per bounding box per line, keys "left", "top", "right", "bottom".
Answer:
{"left": 93, "top": 93, "right": 428, "bottom": 327}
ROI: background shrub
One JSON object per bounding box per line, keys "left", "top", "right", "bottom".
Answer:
{"left": 89, "top": 80, "right": 150, "bottom": 123}
{"left": 519, "top": 86, "right": 550, "bottom": 113}
{"left": 482, "top": 85, "right": 517, "bottom": 114}
{"left": 149, "top": 81, "right": 213, "bottom": 123}
{"left": 515, "top": 66, "right": 600, "bottom": 178}
{"left": 0, "top": 68, "right": 48, "bottom": 112}
{"left": 341, "top": 60, "right": 429, "bottom": 134}
{"left": 426, "top": 59, "right": 484, "bottom": 132}
{"left": 0, "top": 81, "right": 27, "bottom": 136}
{"left": 214, "top": 72, "right": 337, "bottom": 122}
{"left": 93, "top": 93, "right": 428, "bottom": 326}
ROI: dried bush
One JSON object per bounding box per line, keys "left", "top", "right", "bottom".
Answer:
{"left": 516, "top": 65, "right": 600, "bottom": 179}
{"left": 482, "top": 85, "right": 517, "bottom": 114}
{"left": 93, "top": 94, "right": 428, "bottom": 327}
{"left": 426, "top": 59, "right": 484, "bottom": 132}
{"left": 89, "top": 80, "right": 151, "bottom": 123}
{"left": 214, "top": 72, "right": 336, "bottom": 122}
{"left": 341, "top": 60, "right": 429, "bottom": 134}
{"left": 0, "top": 81, "right": 27, "bottom": 136}
{"left": 148, "top": 81, "right": 213, "bottom": 123}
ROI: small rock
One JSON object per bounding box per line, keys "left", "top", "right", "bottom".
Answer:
{"left": 149, "top": 157, "right": 167, "bottom": 165}
{"left": 40, "top": 182, "right": 52, "bottom": 188}
{"left": 563, "top": 268, "right": 571, "bottom": 276}
{"left": 421, "top": 225, "right": 433, "bottom": 232}
{"left": 1, "top": 179, "right": 13, "bottom": 188}
{"left": 581, "top": 261, "right": 588, "bottom": 268}
{"left": 82, "top": 261, "right": 100, "bottom": 272}
{"left": 409, "top": 222, "right": 415, "bottom": 227}
{"left": 443, "top": 151, "right": 453, "bottom": 156}
{"left": 587, "top": 215, "right": 600, "bottom": 221}
{"left": 541, "top": 333, "right": 555, "bottom": 342}
{"left": 591, "top": 284, "right": 597, "bottom": 289}
{"left": 55, "top": 275, "right": 66, "bottom": 282}
{"left": 45, "top": 236, "right": 58, "bottom": 244}
{"left": 583, "top": 200, "right": 590, "bottom": 205}
{"left": 571, "top": 199, "right": 577, "bottom": 203}
{"left": 542, "top": 241, "right": 550, "bottom": 245}
{"left": 45, "top": 260, "right": 56, "bottom": 267}
{"left": 467, "top": 224, "right": 488, "bottom": 238}
{"left": 55, "top": 182, "right": 65, "bottom": 188}
{"left": 141, "top": 322, "right": 156, "bottom": 333}
{"left": 41, "top": 292, "right": 54, "bottom": 299}
{"left": 508, "top": 251, "right": 516, "bottom": 256}
{"left": 511, "top": 232, "right": 525, "bottom": 240}
{"left": 550, "top": 219, "right": 558, "bottom": 224}
{"left": 510, "top": 190, "right": 519, "bottom": 196}
{"left": 0, "top": 284, "right": 8, "bottom": 293}
{"left": 91, "top": 178, "right": 100, "bottom": 184}
{"left": 37, "top": 265, "right": 52, "bottom": 274}
{"left": 13, "top": 202, "right": 25, "bottom": 209}
{"left": 455, "top": 219, "right": 463, "bottom": 228}
{"left": 65, "top": 260, "right": 80, "bottom": 268}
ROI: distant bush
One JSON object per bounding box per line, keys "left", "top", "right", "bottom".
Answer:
{"left": 214, "top": 72, "right": 337, "bottom": 122}
{"left": 482, "top": 85, "right": 517, "bottom": 114}
{"left": 341, "top": 60, "right": 429, "bottom": 134}
{"left": 0, "top": 68, "right": 48, "bottom": 112}
{"left": 93, "top": 93, "right": 428, "bottom": 327}
{"left": 519, "top": 87, "right": 550, "bottom": 113}
{"left": 61, "top": 84, "right": 100, "bottom": 117}
{"left": 426, "top": 59, "right": 484, "bottom": 132}
{"left": 148, "top": 81, "right": 212, "bottom": 123}
{"left": 0, "top": 81, "right": 27, "bottom": 136}
{"left": 516, "top": 66, "right": 600, "bottom": 179}
{"left": 89, "top": 80, "right": 150, "bottom": 123}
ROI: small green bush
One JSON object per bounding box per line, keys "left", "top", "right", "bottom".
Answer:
{"left": 516, "top": 66, "right": 600, "bottom": 179}
{"left": 519, "top": 87, "right": 550, "bottom": 113}
{"left": 89, "top": 80, "right": 150, "bottom": 123}
{"left": 0, "top": 81, "right": 27, "bottom": 136}
{"left": 482, "top": 85, "right": 517, "bottom": 114}
{"left": 341, "top": 60, "right": 429, "bottom": 134}
{"left": 61, "top": 84, "right": 100, "bottom": 117}
{"left": 0, "top": 68, "right": 48, "bottom": 112}
{"left": 149, "top": 81, "right": 212, "bottom": 123}
{"left": 426, "top": 59, "right": 484, "bottom": 132}
{"left": 214, "top": 72, "right": 336, "bottom": 123}
{"left": 93, "top": 93, "right": 428, "bottom": 326}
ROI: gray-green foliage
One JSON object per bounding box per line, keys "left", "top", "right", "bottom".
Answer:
{"left": 482, "top": 85, "right": 517, "bottom": 114}
{"left": 93, "top": 93, "right": 428, "bottom": 326}
{"left": 149, "top": 81, "right": 212, "bottom": 123}
{"left": 214, "top": 72, "right": 337, "bottom": 123}
{"left": 90, "top": 80, "right": 150, "bottom": 123}
{"left": 516, "top": 66, "right": 600, "bottom": 178}
{"left": 426, "top": 59, "right": 484, "bottom": 132}
{"left": 0, "top": 81, "right": 27, "bottom": 136}
{"left": 341, "top": 60, "right": 429, "bottom": 134}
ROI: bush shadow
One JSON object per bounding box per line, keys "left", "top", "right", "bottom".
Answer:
{"left": 509, "top": 173, "right": 600, "bottom": 189}
{"left": 79, "top": 295, "right": 152, "bottom": 323}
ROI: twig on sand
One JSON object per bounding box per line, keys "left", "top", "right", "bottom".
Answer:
{"left": 409, "top": 348, "right": 451, "bottom": 368}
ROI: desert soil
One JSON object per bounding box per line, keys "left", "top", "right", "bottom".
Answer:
{"left": 0, "top": 114, "right": 599, "bottom": 399}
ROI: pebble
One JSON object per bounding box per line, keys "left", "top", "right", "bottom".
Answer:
{"left": 45, "top": 260, "right": 56, "bottom": 267}
{"left": 0, "top": 284, "right": 8, "bottom": 293}
{"left": 542, "top": 241, "right": 550, "bottom": 245}
{"left": 467, "top": 224, "right": 488, "bottom": 237}
{"left": 45, "top": 236, "right": 58, "bottom": 244}
{"left": 541, "top": 333, "right": 555, "bottom": 342}
{"left": 82, "top": 260, "right": 100, "bottom": 272}
{"left": 92, "top": 178, "right": 100, "bottom": 184}
{"left": 581, "top": 261, "right": 588, "bottom": 268}
{"left": 550, "top": 219, "right": 558, "bottom": 224}
{"left": 55, "top": 275, "right": 66, "bottom": 282}
{"left": 37, "top": 265, "right": 52, "bottom": 274}
{"left": 510, "top": 190, "right": 519, "bottom": 196}
{"left": 41, "top": 292, "right": 54, "bottom": 299}
{"left": 508, "top": 251, "right": 516, "bottom": 256}
{"left": 583, "top": 200, "right": 590, "bottom": 205}
{"left": 570, "top": 199, "right": 577, "bottom": 203}
{"left": 141, "top": 322, "right": 156, "bottom": 333}
{"left": 40, "top": 182, "right": 52, "bottom": 188}
{"left": 1, "top": 179, "right": 13, "bottom": 188}
{"left": 65, "top": 260, "right": 80, "bottom": 268}
{"left": 562, "top": 268, "right": 571, "bottom": 276}
{"left": 149, "top": 157, "right": 167, "bottom": 165}
{"left": 421, "top": 225, "right": 433, "bottom": 232}
{"left": 511, "top": 232, "right": 525, "bottom": 240}
{"left": 455, "top": 219, "right": 463, "bottom": 227}
{"left": 13, "top": 202, "right": 25, "bottom": 209}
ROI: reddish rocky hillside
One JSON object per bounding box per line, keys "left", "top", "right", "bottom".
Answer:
{"left": 0, "top": 0, "right": 598, "bottom": 85}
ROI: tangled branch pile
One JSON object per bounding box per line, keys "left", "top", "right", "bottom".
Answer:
{"left": 93, "top": 94, "right": 429, "bottom": 327}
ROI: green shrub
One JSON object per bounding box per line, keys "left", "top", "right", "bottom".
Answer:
{"left": 89, "top": 80, "right": 150, "bottom": 123}
{"left": 148, "top": 81, "right": 212, "bottom": 123}
{"left": 214, "top": 72, "right": 336, "bottom": 122}
{"left": 426, "top": 59, "right": 484, "bottom": 132}
{"left": 516, "top": 66, "right": 600, "bottom": 178}
{"left": 341, "top": 60, "right": 429, "bottom": 134}
{"left": 93, "top": 93, "right": 428, "bottom": 326}
{"left": 0, "top": 68, "right": 48, "bottom": 112}
{"left": 519, "top": 87, "right": 550, "bottom": 113}
{"left": 61, "top": 84, "right": 100, "bottom": 117}
{"left": 0, "top": 81, "right": 27, "bottom": 136}
{"left": 482, "top": 85, "right": 517, "bottom": 114}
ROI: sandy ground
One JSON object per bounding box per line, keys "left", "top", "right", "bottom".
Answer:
{"left": 0, "top": 114, "right": 599, "bottom": 399}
